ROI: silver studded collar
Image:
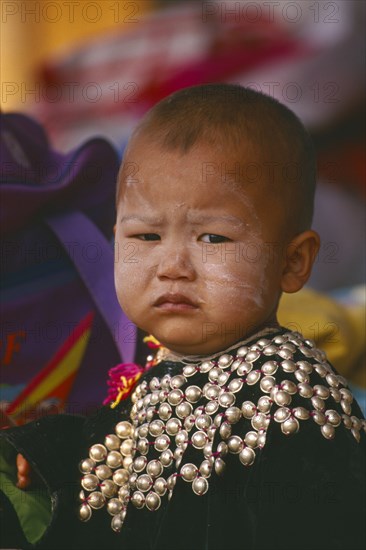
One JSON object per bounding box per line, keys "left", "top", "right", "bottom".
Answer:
{"left": 78, "top": 329, "right": 366, "bottom": 533}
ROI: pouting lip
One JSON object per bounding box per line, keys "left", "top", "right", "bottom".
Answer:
{"left": 153, "top": 293, "right": 198, "bottom": 307}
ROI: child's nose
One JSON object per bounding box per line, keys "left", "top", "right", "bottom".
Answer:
{"left": 156, "top": 246, "right": 196, "bottom": 281}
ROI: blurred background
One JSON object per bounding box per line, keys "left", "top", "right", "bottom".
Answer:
{"left": 1, "top": 0, "right": 365, "bottom": 420}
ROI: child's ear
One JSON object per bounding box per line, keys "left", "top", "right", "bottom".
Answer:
{"left": 281, "top": 230, "right": 320, "bottom": 293}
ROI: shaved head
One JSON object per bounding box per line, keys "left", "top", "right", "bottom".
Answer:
{"left": 118, "top": 84, "right": 316, "bottom": 234}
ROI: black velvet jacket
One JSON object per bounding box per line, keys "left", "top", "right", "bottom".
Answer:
{"left": 1, "top": 328, "right": 365, "bottom": 550}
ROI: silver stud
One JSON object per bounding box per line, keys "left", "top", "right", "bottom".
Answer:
{"left": 95, "top": 465, "right": 112, "bottom": 480}
{"left": 220, "top": 422, "right": 232, "bottom": 439}
{"left": 292, "top": 407, "right": 310, "bottom": 421}
{"left": 167, "top": 474, "right": 177, "bottom": 491}
{"left": 321, "top": 423, "right": 335, "bottom": 440}
{"left": 176, "top": 401, "right": 193, "bottom": 419}
{"left": 118, "top": 486, "right": 130, "bottom": 505}
{"left": 341, "top": 400, "right": 352, "bottom": 415}
{"left": 200, "top": 360, "right": 215, "bottom": 373}
{"left": 136, "top": 474, "right": 153, "bottom": 492}
{"left": 203, "top": 384, "right": 221, "bottom": 400}
{"left": 199, "top": 459, "right": 213, "bottom": 477}
{"left": 137, "top": 438, "right": 149, "bottom": 455}
{"left": 131, "top": 491, "right": 145, "bottom": 509}
{"left": 160, "top": 449, "right": 174, "bottom": 467}
{"left": 261, "top": 361, "right": 278, "bottom": 375}
{"left": 183, "top": 365, "right": 197, "bottom": 377}
{"left": 81, "top": 474, "right": 98, "bottom": 491}
{"left": 120, "top": 439, "right": 134, "bottom": 457}
{"left": 274, "top": 407, "right": 291, "bottom": 423}
{"left": 111, "top": 513, "right": 125, "bottom": 533}
{"left": 314, "top": 385, "right": 330, "bottom": 400}
{"left": 89, "top": 444, "right": 107, "bottom": 462}
{"left": 88, "top": 491, "right": 105, "bottom": 510}
{"left": 100, "top": 479, "right": 117, "bottom": 499}
{"left": 294, "top": 369, "right": 309, "bottom": 383}
{"left": 192, "top": 431, "right": 208, "bottom": 449}
{"left": 154, "top": 477, "right": 167, "bottom": 496}
{"left": 104, "top": 434, "right": 121, "bottom": 451}
{"left": 107, "top": 498, "right": 123, "bottom": 516}
{"left": 218, "top": 392, "right": 236, "bottom": 408}
{"left": 208, "top": 367, "right": 223, "bottom": 382}
{"left": 297, "top": 383, "right": 314, "bottom": 398}
{"left": 218, "top": 354, "right": 233, "bottom": 368}
{"left": 192, "top": 476, "right": 209, "bottom": 496}
{"left": 311, "top": 396, "right": 325, "bottom": 411}
{"left": 237, "top": 362, "right": 253, "bottom": 376}
{"left": 246, "top": 370, "right": 261, "bottom": 385}
{"left": 342, "top": 414, "right": 352, "bottom": 429}
{"left": 251, "top": 413, "right": 270, "bottom": 430}
{"left": 228, "top": 378, "right": 244, "bottom": 393}
{"left": 133, "top": 456, "right": 147, "bottom": 473}
{"left": 113, "top": 468, "right": 129, "bottom": 486}
{"left": 205, "top": 400, "right": 219, "bottom": 414}
{"left": 262, "top": 345, "right": 277, "bottom": 356}
{"left": 281, "top": 417, "right": 299, "bottom": 435}
{"left": 170, "top": 375, "right": 187, "bottom": 389}
{"left": 214, "top": 458, "right": 226, "bottom": 475}
{"left": 184, "top": 415, "right": 196, "bottom": 431}
{"left": 227, "top": 435, "right": 244, "bottom": 454}
{"left": 278, "top": 348, "right": 292, "bottom": 360}
{"left": 154, "top": 434, "right": 170, "bottom": 452}
{"left": 158, "top": 402, "right": 172, "bottom": 420}
{"left": 149, "top": 419, "right": 164, "bottom": 437}
{"left": 147, "top": 460, "right": 163, "bottom": 478}
{"left": 340, "top": 388, "right": 353, "bottom": 403}
{"left": 281, "top": 380, "right": 297, "bottom": 394}
{"left": 168, "top": 389, "right": 184, "bottom": 406}
{"left": 330, "top": 388, "right": 341, "bottom": 402}
{"left": 146, "top": 491, "right": 161, "bottom": 511}
{"left": 244, "top": 431, "right": 258, "bottom": 448}
{"left": 79, "top": 503, "right": 92, "bottom": 521}
{"left": 273, "top": 390, "right": 292, "bottom": 407}
{"left": 325, "top": 409, "right": 341, "bottom": 427}
{"left": 297, "top": 361, "right": 313, "bottom": 374}
{"left": 257, "top": 396, "right": 272, "bottom": 413}
{"left": 217, "top": 371, "right": 231, "bottom": 386}
{"left": 242, "top": 401, "right": 257, "bottom": 419}
{"left": 185, "top": 385, "right": 202, "bottom": 403}
{"left": 166, "top": 417, "right": 182, "bottom": 435}
{"left": 281, "top": 360, "right": 296, "bottom": 373}
{"left": 236, "top": 346, "right": 249, "bottom": 357}
{"left": 181, "top": 463, "right": 198, "bottom": 482}
{"left": 225, "top": 406, "right": 242, "bottom": 424}
{"left": 175, "top": 430, "right": 188, "bottom": 448}
{"left": 195, "top": 414, "right": 212, "bottom": 431}
{"left": 217, "top": 441, "right": 228, "bottom": 457}
{"left": 260, "top": 376, "right": 276, "bottom": 393}
{"left": 107, "top": 451, "right": 123, "bottom": 469}
{"left": 149, "top": 377, "right": 160, "bottom": 391}
{"left": 79, "top": 458, "right": 96, "bottom": 474}
{"left": 312, "top": 411, "right": 326, "bottom": 425}
{"left": 239, "top": 447, "right": 255, "bottom": 466}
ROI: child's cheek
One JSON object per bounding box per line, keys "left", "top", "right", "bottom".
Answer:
{"left": 201, "top": 240, "right": 270, "bottom": 310}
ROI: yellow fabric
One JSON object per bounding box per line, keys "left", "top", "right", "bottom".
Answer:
{"left": 278, "top": 288, "right": 365, "bottom": 387}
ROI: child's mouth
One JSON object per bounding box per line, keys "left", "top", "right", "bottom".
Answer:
{"left": 153, "top": 293, "right": 199, "bottom": 311}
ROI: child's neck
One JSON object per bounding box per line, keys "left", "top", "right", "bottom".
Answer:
{"left": 163, "top": 323, "right": 282, "bottom": 365}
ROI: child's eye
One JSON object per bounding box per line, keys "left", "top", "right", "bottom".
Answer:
{"left": 135, "top": 233, "right": 160, "bottom": 241}
{"left": 200, "top": 234, "right": 231, "bottom": 244}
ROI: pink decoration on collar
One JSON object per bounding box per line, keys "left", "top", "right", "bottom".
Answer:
{"left": 103, "top": 362, "right": 144, "bottom": 407}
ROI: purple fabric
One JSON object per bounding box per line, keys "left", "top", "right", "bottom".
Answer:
{"left": 0, "top": 112, "right": 136, "bottom": 413}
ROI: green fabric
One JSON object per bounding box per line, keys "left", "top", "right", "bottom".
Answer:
{"left": 0, "top": 439, "right": 51, "bottom": 544}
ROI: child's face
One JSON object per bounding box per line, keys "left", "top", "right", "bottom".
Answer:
{"left": 115, "top": 137, "right": 289, "bottom": 355}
